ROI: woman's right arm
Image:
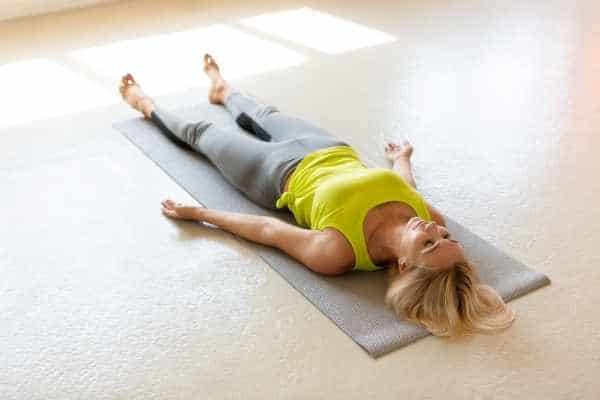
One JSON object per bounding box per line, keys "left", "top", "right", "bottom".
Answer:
{"left": 386, "top": 139, "right": 417, "bottom": 188}
{"left": 384, "top": 142, "right": 447, "bottom": 226}
{"left": 392, "top": 156, "right": 417, "bottom": 189}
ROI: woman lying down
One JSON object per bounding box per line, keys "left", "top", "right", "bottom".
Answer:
{"left": 119, "top": 54, "right": 515, "bottom": 338}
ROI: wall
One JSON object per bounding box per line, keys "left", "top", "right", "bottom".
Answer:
{"left": 0, "top": 0, "right": 117, "bottom": 21}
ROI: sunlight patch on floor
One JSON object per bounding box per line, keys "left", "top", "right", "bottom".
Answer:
{"left": 0, "top": 59, "right": 115, "bottom": 129}
{"left": 69, "top": 25, "right": 306, "bottom": 95}
{"left": 240, "top": 7, "right": 396, "bottom": 54}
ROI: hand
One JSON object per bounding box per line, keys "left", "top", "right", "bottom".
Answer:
{"left": 161, "top": 198, "right": 205, "bottom": 221}
{"left": 384, "top": 138, "right": 413, "bottom": 162}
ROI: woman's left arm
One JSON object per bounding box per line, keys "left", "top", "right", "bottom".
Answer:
{"left": 160, "top": 199, "right": 349, "bottom": 275}
{"left": 161, "top": 199, "right": 274, "bottom": 246}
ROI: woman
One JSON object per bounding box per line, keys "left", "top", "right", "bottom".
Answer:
{"left": 119, "top": 54, "right": 515, "bottom": 337}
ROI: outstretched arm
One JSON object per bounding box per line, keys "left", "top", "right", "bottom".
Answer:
{"left": 160, "top": 199, "right": 350, "bottom": 275}
{"left": 385, "top": 139, "right": 417, "bottom": 189}
{"left": 392, "top": 156, "right": 417, "bottom": 189}
{"left": 384, "top": 140, "right": 446, "bottom": 226}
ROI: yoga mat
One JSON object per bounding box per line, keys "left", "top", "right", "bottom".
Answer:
{"left": 113, "top": 103, "right": 551, "bottom": 358}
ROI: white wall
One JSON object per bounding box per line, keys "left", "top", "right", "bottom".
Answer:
{"left": 0, "top": 0, "right": 118, "bottom": 22}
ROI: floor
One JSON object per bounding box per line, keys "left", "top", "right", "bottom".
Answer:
{"left": 1, "top": 0, "right": 599, "bottom": 398}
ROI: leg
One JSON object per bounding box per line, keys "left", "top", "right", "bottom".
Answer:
{"left": 119, "top": 72, "right": 307, "bottom": 209}
{"left": 203, "top": 54, "right": 348, "bottom": 146}
{"left": 119, "top": 66, "right": 351, "bottom": 210}
{"left": 150, "top": 104, "right": 309, "bottom": 210}
{"left": 224, "top": 91, "right": 347, "bottom": 145}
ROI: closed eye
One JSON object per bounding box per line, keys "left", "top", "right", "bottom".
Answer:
{"left": 442, "top": 231, "right": 458, "bottom": 243}
{"left": 421, "top": 240, "right": 439, "bottom": 254}
{"left": 422, "top": 236, "right": 458, "bottom": 255}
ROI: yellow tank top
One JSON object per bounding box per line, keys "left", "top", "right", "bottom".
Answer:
{"left": 275, "top": 145, "right": 432, "bottom": 271}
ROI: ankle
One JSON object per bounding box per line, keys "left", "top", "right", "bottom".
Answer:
{"left": 221, "top": 86, "right": 232, "bottom": 103}
{"left": 138, "top": 98, "right": 155, "bottom": 118}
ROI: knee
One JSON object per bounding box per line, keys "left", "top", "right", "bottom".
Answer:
{"left": 182, "top": 121, "right": 213, "bottom": 145}
{"left": 254, "top": 105, "right": 279, "bottom": 120}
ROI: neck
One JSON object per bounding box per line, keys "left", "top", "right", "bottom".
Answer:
{"left": 369, "top": 216, "right": 409, "bottom": 264}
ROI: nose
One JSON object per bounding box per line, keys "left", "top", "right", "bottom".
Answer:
{"left": 424, "top": 222, "right": 436, "bottom": 232}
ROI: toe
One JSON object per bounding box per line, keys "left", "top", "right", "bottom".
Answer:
{"left": 204, "top": 54, "right": 219, "bottom": 70}
{"left": 125, "top": 73, "right": 136, "bottom": 85}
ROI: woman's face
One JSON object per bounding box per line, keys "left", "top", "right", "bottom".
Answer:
{"left": 399, "top": 217, "right": 467, "bottom": 272}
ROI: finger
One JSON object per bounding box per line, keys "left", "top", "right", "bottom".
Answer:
{"left": 162, "top": 199, "right": 177, "bottom": 209}
{"left": 162, "top": 208, "right": 178, "bottom": 218}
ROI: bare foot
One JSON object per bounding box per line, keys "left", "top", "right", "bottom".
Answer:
{"left": 203, "top": 54, "right": 231, "bottom": 105}
{"left": 118, "top": 73, "right": 155, "bottom": 118}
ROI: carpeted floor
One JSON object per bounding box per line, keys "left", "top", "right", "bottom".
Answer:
{"left": 1, "top": 0, "right": 598, "bottom": 398}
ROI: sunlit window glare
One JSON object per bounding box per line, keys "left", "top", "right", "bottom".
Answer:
{"left": 241, "top": 7, "right": 396, "bottom": 54}
{"left": 0, "top": 59, "right": 114, "bottom": 129}
{"left": 1, "top": 9, "right": 395, "bottom": 129}
{"left": 69, "top": 25, "right": 306, "bottom": 95}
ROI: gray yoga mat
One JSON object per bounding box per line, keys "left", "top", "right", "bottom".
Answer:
{"left": 113, "top": 103, "right": 551, "bottom": 358}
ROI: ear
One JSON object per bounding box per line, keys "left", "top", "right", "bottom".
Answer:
{"left": 397, "top": 257, "right": 410, "bottom": 273}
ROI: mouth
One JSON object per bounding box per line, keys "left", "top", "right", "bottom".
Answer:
{"left": 409, "top": 217, "right": 423, "bottom": 230}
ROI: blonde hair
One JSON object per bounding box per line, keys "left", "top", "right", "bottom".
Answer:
{"left": 384, "top": 261, "right": 515, "bottom": 337}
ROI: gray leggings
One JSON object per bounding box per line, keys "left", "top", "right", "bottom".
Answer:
{"left": 150, "top": 91, "right": 349, "bottom": 210}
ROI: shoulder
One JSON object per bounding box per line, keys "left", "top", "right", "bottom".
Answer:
{"left": 425, "top": 202, "right": 446, "bottom": 226}
{"left": 316, "top": 228, "right": 355, "bottom": 273}
{"left": 267, "top": 222, "right": 351, "bottom": 275}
